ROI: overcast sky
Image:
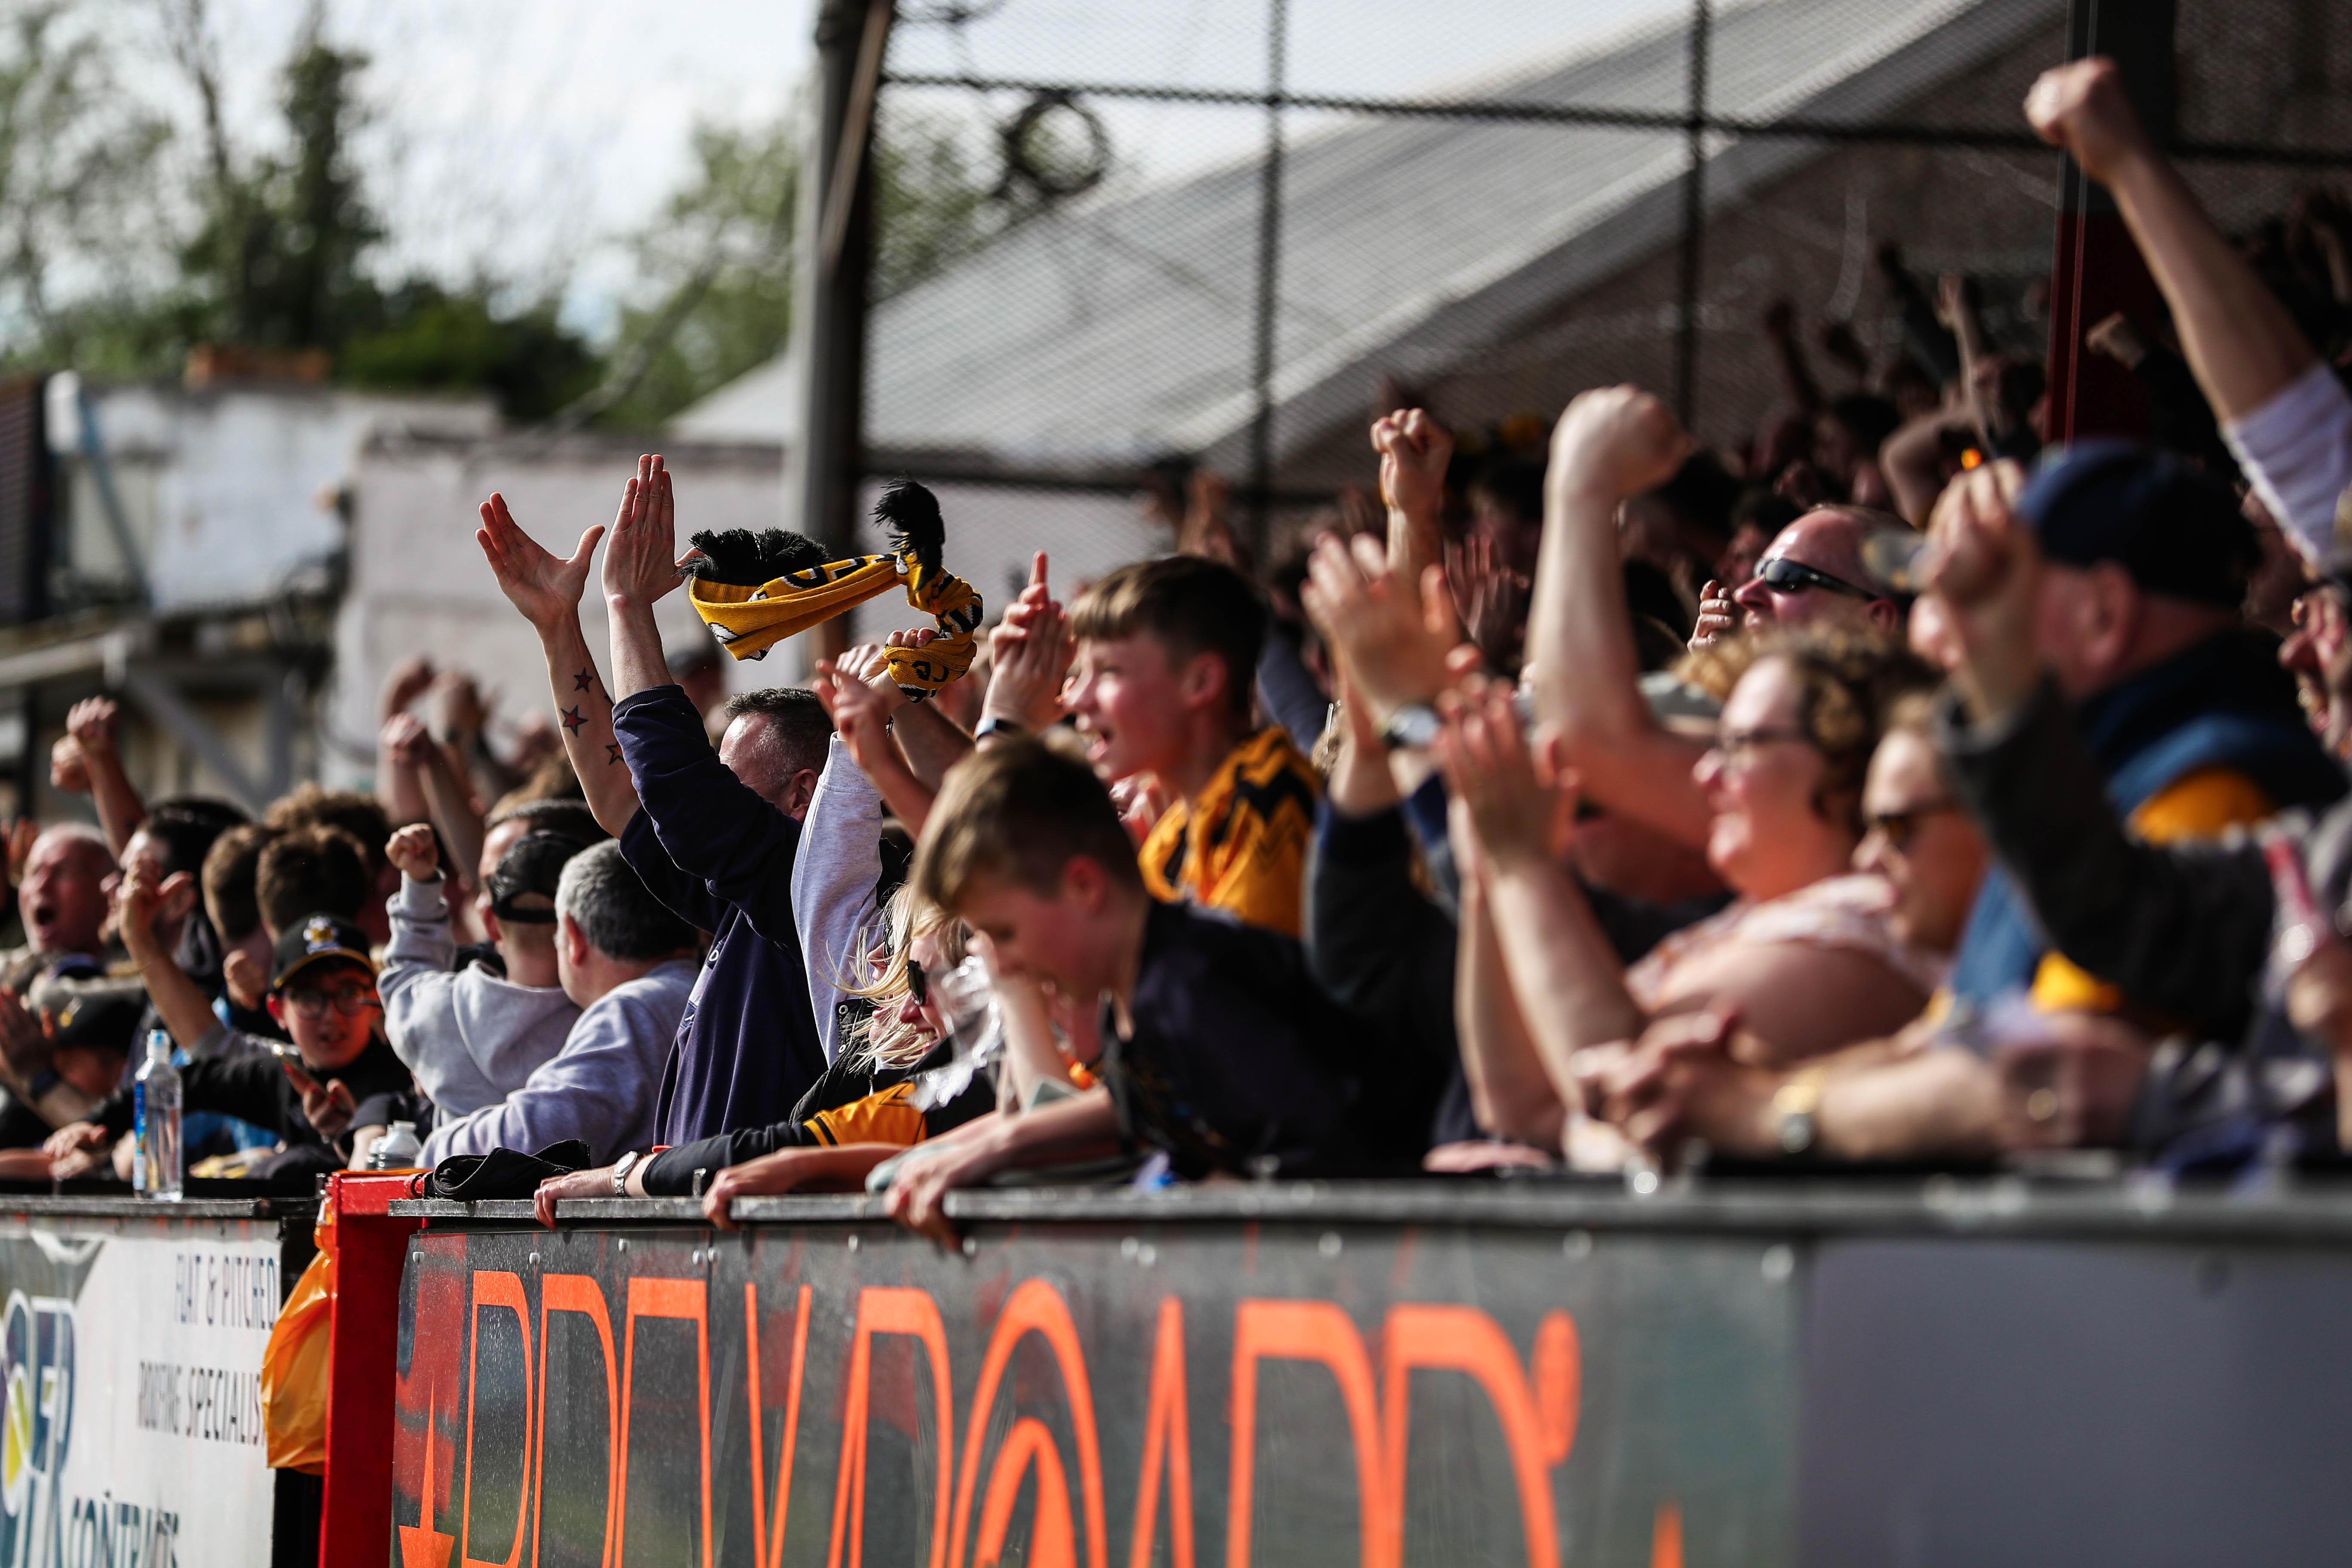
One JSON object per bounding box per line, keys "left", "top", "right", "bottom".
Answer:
{"left": 193, "top": 0, "right": 1687, "bottom": 337}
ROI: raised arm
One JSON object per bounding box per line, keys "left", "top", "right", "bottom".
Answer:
{"left": 383, "top": 715, "right": 486, "bottom": 897}
{"left": 475, "top": 487, "right": 641, "bottom": 838}
{"left": 1299, "top": 532, "right": 1463, "bottom": 802}
{"left": 117, "top": 867, "right": 221, "bottom": 1055}
{"left": 600, "top": 454, "right": 684, "bottom": 703}
{"left": 815, "top": 646, "right": 937, "bottom": 834}
{"left": 1372, "top": 408, "right": 1451, "bottom": 587}
{"left": 62, "top": 699, "right": 145, "bottom": 858}
{"left": 1439, "top": 679, "right": 1645, "bottom": 1091}
{"left": 1528, "top": 388, "right": 1711, "bottom": 847}
{"left": 976, "top": 553, "right": 1075, "bottom": 740}
{"left": 2027, "top": 58, "right": 2317, "bottom": 425}
{"left": 1450, "top": 816, "right": 1568, "bottom": 1150}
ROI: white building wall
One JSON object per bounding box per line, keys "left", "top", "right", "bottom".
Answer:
{"left": 46, "top": 377, "right": 499, "bottom": 612}
{"left": 327, "top": 435, "right": 792, "bottom": 790}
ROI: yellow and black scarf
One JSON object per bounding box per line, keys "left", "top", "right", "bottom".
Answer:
{"left": 682, "top": 481, "right": 983, "bottom": 700}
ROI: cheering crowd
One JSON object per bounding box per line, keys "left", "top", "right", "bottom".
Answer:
{"left": 0, "top": 61, "right": 2350, "bottom": 1239}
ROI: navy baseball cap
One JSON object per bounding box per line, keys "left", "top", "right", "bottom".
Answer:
{"left": 2015, "top": 441, "right": 2256, "bottom": 607}
{"left": 272, "top": 914, "right": 377, "bottom": 990}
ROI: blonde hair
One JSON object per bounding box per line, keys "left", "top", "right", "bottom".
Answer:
{"left": 1674, "top": 628, "right": 1940, "bottom": 834}
{"left": 842, "top": 887, "right": 971, "bottom": 1073}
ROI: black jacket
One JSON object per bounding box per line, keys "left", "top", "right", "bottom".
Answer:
{"left": 1939, "top": 677, "right": 2352, "bottom": 1158}
{"left": 612, "top": 686, "right": 829, "bottom": 1145}
{"left": 95, "top": 1033, "right": 413, "bottom": 1177}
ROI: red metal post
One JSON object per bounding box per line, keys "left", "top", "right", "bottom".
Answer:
{"left": 2044, "top": 0, "right": 2177, "bottom": 444}
{"left": 317, "top": 1173, "right": 423, "bottom": 1567}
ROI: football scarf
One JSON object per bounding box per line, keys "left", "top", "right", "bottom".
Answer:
{"left": 682, "top": 480, "right": 983, "bottom": 700}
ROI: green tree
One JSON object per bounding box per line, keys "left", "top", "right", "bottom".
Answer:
{"left": 0, "top": 1, "right": 176, "bottom": 374}
{"left": 586, "top": 104, "right": 1018, "bottom": 431}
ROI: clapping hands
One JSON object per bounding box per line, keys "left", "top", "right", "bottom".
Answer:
{"left": 601, "top": 454, "right": 686, "bottom": 609}
{"left": 981, "top": 553, "right": 1075, "bottom": 733}
{"left": 478, "top": 492, "right": 606, "bottom": 633}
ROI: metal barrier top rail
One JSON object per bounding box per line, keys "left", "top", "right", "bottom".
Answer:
{"left": 386, "top": 1174, "right": 2352, "bottom": 1243}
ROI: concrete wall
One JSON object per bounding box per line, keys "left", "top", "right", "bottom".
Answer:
{"left": 48, "top": 377, "right": 499, "bottom": 614}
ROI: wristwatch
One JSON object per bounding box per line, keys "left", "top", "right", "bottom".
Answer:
{"left": 1380, "top": 702, "right": 1443, "bottom": 752}
{"left": 972, "top": 714, "right": 1024, "bottom": 742}
{"left": 611, "top": 1149, "right": 642, "bottom": 1196}
{"left": 1773, "top": 1068, "right": 1829, "bottom": 1156}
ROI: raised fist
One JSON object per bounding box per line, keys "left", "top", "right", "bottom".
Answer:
{"left": 64, "top": 697, "right": 117, "bottom": 759}
{"left": 2024, "top": 58, "right": 2151, "bottom": 187}
{"left": 386, "top": 823, "right": 441, "bottom": 882}
{"left": 1548, "top": 386, "right": 1695, "bottom": 501}
{"left": 1372, "top": 409, "right": 1454, "bottom": 521}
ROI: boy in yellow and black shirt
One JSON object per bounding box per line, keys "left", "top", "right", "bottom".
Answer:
{"left": 1062, "top": 556, "right": 1321, "bottom": 936}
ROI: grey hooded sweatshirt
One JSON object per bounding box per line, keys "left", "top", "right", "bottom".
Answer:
{"left": 380, "top": 875, "right": 578, "bottom": 1116}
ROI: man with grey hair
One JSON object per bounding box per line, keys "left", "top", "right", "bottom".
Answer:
{"left": 4, "top": 824, "right": 112, "bottom": 989}
{"left": 360, "top": 842, "right": 699, "bottom": 1166}
{"left": 0, "top": 824, "right": 119, "bottom": 1133}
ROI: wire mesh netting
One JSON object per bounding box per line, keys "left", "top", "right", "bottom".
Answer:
{"left": 848, "top": 0, "right": 2352, "bottom": 606}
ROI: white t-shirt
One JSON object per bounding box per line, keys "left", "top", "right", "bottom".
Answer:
{"left": 2223, "top": 360, "right": 2352, "bottom": 567}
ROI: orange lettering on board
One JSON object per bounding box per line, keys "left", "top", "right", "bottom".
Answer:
{"left": 949, "top": 1278, "right": 1106, "bottom": 1568}
{"left": 1126, "top": 1298, "right": 1194, "bottom": 1568}
{"left": 828, "top": 1286, "right": 954, "bottom": 1568}
{"left": 1378, "top": 1305, "right": 1574, "bottom": 1568}
{"left": 533, "top": 1274, "right": 620, "bottom": 1568}
{"left": 1225, "top": 1300, "right": 1387, "bottom": 1568}
{"left": 460, "top": 1271, "right": 533, "bottom": 1568}
{"left": 974, "top": 1417, "right": 1079, "bottom": 1568}
{"left": 616, "top": 1277, "right": 713, "bottom": 1568}
{"left": 745, "top": 1282, "right": 814, "bottom": 1568}
{"left": 1532, "top": 1311, "right": 1579, "bottom": 1465}
{"left": 1651, "top": 1501, "right": 1683, "bottom": 1568}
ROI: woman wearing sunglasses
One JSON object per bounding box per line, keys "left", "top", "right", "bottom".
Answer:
{"left": 1439, "top": 630, "right": 1960, "bottom": 1155}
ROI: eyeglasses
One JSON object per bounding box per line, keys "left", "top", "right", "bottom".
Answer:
{"left": 904, "top": 956, "right": 929, "bottom": 1006}
{"left": 1753, "top": 556, "right": 1877, "bottom": 600}
{"left": 284, "top": 981, "right": 380, "bottom": 1020}
{"left": 1863, "top": 799, "right": 1963, "bottom": 852}
{"left": 1708, "top": 725, "right": 1815, "bottom": 768}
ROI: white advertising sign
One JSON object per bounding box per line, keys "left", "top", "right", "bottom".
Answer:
{"left": 0, "top": 1218, "right": 281, "bottom": 1566}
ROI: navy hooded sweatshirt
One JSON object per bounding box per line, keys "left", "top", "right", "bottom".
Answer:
{"left": 612, "top": 685, "right": 828, "bottom": 1145}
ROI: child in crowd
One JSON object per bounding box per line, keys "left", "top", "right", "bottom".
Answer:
{"left": 47, "top": 914, "right": 412, "bottom": 1183}
{"left": 880, "top": 736, "right": 1442, "bottom": 1246}
{"left": 379, "top": 824, "right": 582, "bottom": 1115}
{"left": 982, "top": 553, "right": 1322, "bottom": 936}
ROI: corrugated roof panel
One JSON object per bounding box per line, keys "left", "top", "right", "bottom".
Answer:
{"left": 676, "top": 0, "right": 2061, "bottom": 463}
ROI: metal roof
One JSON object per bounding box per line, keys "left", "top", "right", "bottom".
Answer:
{"left": 674, "top": 0, "right": 2060, "bottom": 469}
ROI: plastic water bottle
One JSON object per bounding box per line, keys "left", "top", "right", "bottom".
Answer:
{"left": 370, "top": 1121, "right": 423, "bottom": 1170}
{"left": 133, "top": 1030, "right": 183, "bottom": 1201}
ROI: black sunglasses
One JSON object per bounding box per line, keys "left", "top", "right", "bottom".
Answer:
{"left": 1864, "top": 799, "right": 1963, "bottom": 851}
{"left": 1754, "top": 556, "right": 1876, "bottom": 600}
{"left": 905, "top": 956, "right": 929, "bottom": 1006}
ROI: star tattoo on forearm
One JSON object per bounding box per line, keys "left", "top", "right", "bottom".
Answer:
{"left": 573, "top": 668, "right": 596, "bottom": 693}
{"left": 560, "top": 706, "right": 587, "bottom": 735}
{"left": 606, "top": 741, "right": 625, "bottom": 766}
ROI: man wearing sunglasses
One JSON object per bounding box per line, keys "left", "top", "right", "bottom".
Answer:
{"left": 46, "top": 913, "right": 414, "bottom": 1183}
{"left": 1725, "top": 508, "right": 1910, "bottom": 636}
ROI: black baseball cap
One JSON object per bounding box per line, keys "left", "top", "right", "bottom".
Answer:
{"left": 273, "top": 914, "right": 377, "bottom": 990}
{"left": 2015, "top": 440, "right": 2257, "bottom": 607}
{"left": 488, "top": 833, "right": 585, "bottom": 925}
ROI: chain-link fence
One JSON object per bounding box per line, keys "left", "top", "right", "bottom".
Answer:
{"left": 846, "top": 0, "right": 2352, "bottom": 610}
